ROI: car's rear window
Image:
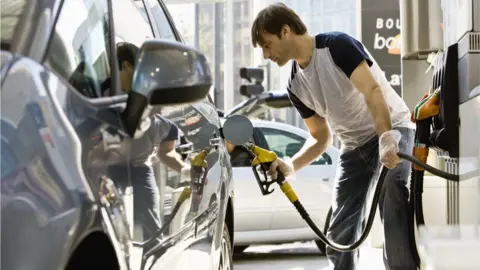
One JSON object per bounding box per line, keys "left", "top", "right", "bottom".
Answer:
{"left": 1, "top": 0, "right": 27, "bottom": 51}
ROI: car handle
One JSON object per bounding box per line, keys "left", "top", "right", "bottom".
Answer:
{"left": 209, "top": 137, "right": 222, "bottom": 149}
{"left": 176, "top": 142, "right": 194, "bottom": 154}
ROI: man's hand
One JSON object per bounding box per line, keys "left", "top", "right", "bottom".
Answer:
{"left": 379, "top": 130, "right": 402, "bottom": 169}
{"left": 268, "top": 158, "right": 295, "bottom": 180}
{"left": 180, "top": 164, "right": 192, "bottom": 182}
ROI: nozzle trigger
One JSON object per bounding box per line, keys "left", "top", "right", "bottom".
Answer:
{"left": 252, "top": 164, "right": 275, "bottom": 195}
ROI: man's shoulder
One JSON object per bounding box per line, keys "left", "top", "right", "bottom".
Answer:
{"left": 314, "top": 31, "right": 361, "bottom": 50}
{"left": 287, "top": 61, "right": 303, "bottom": 91}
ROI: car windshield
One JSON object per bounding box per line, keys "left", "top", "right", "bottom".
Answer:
{"left": 1, "top": 0, "right": 27, "bottom": 51}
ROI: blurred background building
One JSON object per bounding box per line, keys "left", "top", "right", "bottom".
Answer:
{"left": 166, "top": 0, "right": 380, "bottom": 132}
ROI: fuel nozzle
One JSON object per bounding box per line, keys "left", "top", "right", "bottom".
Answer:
{"left": 243, "top": 143, "right": 286, "bottom": 195}
{"left": 191, "top": 148, "right": 210, "bottom": 168}
{"left": 190, "top": 148, "right": 210, "bottom": 212}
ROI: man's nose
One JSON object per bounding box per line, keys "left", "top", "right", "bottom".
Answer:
{"left": 262, "top": 49, "right": 270, "bottom": 60}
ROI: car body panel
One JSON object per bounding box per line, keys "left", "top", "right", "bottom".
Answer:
{"left": 1, "top": 0, "right": 233, "bottom": 269}
{"left": 1, "top": 53, "right": 122, "bottom": 270}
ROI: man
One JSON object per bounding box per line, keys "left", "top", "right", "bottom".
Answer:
{"left": 251, "top": 3, "right": 416, "bottom": 270}
{"left": 99, "top": 42, "right": 189, "bottom": 251}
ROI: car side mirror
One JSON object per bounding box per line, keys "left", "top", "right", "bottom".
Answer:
{"left": 123, "top": 39, "right": 212, "bottom": 137}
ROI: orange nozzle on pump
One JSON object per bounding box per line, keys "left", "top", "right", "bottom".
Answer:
{"left": 412, "top": 147, "right": 430, "bottom": 171}
{"left": 411, "top": 87, "right": 440, "bottom": 123}
{"left": 410, "top": 87, "right": 441, "bottom": 171}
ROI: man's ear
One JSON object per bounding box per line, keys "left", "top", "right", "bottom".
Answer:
{"left": 123, "top": 61, "right": 133, "bottom": 71}
{"left": 282, "top": 25, "right": 290, "bottom": 37}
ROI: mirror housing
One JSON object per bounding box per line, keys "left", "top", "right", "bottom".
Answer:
{"left": 123, "top": 39, "right": 213, "bottom": 137}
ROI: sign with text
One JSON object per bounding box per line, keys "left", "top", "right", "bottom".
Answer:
{"left": 360, "top": 0, "right": 402, "bottom": 96}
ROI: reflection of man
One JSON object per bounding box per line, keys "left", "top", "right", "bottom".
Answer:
{"left": 102, "top": 42, "right": 188, "bottom": 250}
{"left": 101, "top": 42, "right": 138, "bottom": 96}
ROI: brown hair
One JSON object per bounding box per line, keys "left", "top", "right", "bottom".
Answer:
{"left": 251, "top": 3, "right": 307, "bottom": 47}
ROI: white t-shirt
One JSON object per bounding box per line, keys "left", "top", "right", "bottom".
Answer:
{"left": 287, "top": 31, "right": 413, "bottom": 152}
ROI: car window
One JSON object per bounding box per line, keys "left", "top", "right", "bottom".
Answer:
{"left": 112, "top": 0, "right": 154, "bottom": 48}
{"left": 0, "top": 0, "right": 27, "bottom": 51}
{"left": 260, "top": 127, "right": 332, "bottom": 165}
{"left": 144, "top": 0, "right": 176, "bottom": 40}
{"left": 45, "top": 0, "right": 112, "bottom": 99}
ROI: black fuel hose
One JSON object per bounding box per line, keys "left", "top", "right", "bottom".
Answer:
{"left": 283, "top": 151, "right": 461, "bottom": 252}
{"left": 397, "top": 152, "right": 459, "bottom": 181}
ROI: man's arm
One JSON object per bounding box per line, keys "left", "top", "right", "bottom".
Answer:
{"left": 291, "top": 114, "right": 332, "bottom": 172}
{"left": 270, "top": 89, "right": 331, "bottom": 176}
{"left": 153, "top": 116, "right": 187, "bottom": 172}
{"left": 328, "top": 33, "right": 400, "bottom": 168}
{"left": 328, "top": 33, "right": 392, "bottom": 135}
{"left": 350, "top": 60, "right": 392, "bottom": 135}
{"left": 157, "top": 140, "right": 187, "bottom": 172}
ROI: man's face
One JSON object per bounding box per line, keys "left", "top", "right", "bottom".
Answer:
{"left": 119, "top": 61, "right": 134, "bottom": 92}
{"left": 258, "top": 27, "right": 292, "bottom": 67}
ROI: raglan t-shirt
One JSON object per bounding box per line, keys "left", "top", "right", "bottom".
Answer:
{"left": 287, "top": 31, "right": 413, "bottom": 153}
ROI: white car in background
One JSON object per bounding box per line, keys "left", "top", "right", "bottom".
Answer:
{"left": 229, "top": 118, "right": 339, "bottom": 254}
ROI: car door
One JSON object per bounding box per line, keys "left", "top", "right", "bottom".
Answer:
{"left": 40, "top": 0, "right": 142, "bottom": 268}
{"left": 113, "top": 1, "right": 225, "bottom": 269}
{"left": 1, "top": 53, "right": 91, "bottom": 270}
{"left": 167, "top": 101, "right": 227, "bottom": 267}
{"left": 255, "top": 124, "right": 337, "bottom": 230}
{"left": 111, "top": 1, "right": 215, "bottom": 269}
{"left": 138, "top": 1, "right": 227, "bottom": 266}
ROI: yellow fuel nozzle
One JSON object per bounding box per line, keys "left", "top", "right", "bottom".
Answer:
{"left": 246, "top": 143, "right": 297, "bottom": 202}
{"left": 247, "top": 144, "right": 278, "bottom": 166}
{"left": 191, "top": 148, "right": 209, "bottom": 168}
{"left": 178, "top": 187, "right": 192, "bottom": 203}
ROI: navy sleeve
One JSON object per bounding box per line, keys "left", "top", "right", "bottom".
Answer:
{"left": 288, "top": 91, "right": 315, "bottom": 119}
{"left": 161, "top": 118, "right": 179, "bottom": 142}
{"left": 150, "top": 115, "right": 178, "bottom": 145}
{"left": 328, "top": 33, "right": 373, "bottom": 78}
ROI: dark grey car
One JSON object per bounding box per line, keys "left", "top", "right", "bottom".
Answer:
{"left": 1, "top": 0, "right": 234, "bottom": 269}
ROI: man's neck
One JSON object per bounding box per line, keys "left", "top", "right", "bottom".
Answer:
{"left": 292, "top": 34, "right": 315, "bottom": 69}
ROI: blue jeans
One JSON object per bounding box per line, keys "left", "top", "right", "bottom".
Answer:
{"left": 326, "top": 127, "right": 417, "bottom": 270}
{"left": 109, "top": 165, "right": 161, "bottom": 250}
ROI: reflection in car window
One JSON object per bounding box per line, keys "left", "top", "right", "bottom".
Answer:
{"left": 1, "top": 140, "right": 19, "bottom": 179}
{"left": 146, "top": 0, "right": 176, "bottom": 40}
{"left": 113, "top": 0, "right": 154, "bottom": 48}
{"left": 260, "top": 127, "right": 332, "bottom": 165}
{"left": 0, "top": 0, "right": 27, "bottom": 50}
{"left": 46, "top": 0, "right": 111, "bottom": 99}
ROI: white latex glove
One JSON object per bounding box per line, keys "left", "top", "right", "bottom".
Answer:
{"left": 379, "top": 130, "right": 402, "bottom": 169}
{"left": 268, "top": 158, "right": 295, "bottom": 180}
{"left": 180, "top": 165, "right": 191, "bottom": 183}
